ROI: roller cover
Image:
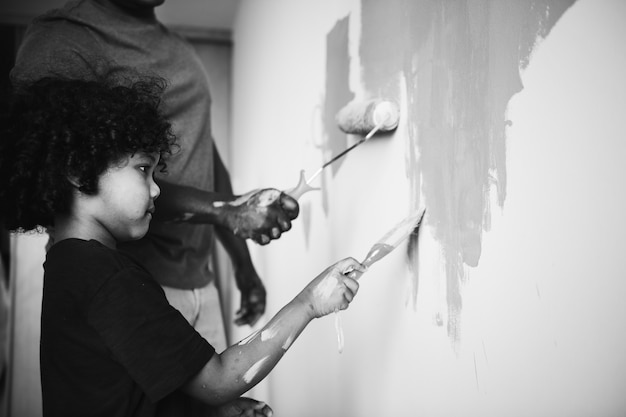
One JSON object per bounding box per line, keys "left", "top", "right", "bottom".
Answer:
{"left": 336, "top": 99, "right": 399, "bottom": 135}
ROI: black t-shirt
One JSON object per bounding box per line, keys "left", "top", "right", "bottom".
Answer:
{"left": 41, "top": 239, "right": 215, "bottom": 417}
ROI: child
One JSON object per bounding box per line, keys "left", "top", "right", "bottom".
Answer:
{"left": 0, "top": 76, "right": 364, "bottom": 417}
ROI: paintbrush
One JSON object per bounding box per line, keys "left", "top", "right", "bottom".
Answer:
{"left": 359, "top": 208, "right": 425, "bottom": 271}
{"left": 334, "top": 208, "right": 426, "bottom": 352}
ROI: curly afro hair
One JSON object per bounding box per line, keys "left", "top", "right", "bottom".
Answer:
{"left": 0, "top": 74, "right": 177, "bottom": 232}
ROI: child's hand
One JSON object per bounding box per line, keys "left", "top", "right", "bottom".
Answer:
{"left": 212, "top": 397, "right": 273, "bottom": 417}
{"left": 297, "top": 257, "right": 365, "bottom": 319}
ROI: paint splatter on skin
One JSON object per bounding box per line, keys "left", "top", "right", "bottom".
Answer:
{"left": 313, "top": 274, "right": 340, "bottom": 300}
{"left": 213, "top": 189, "right": 280, "bottom": 208}
{"left": 261, "top": 323, "right": 280, "bottom": 342}
{"left": 254, "top": 190, "right": 281, "bottom": 207}
{"left": 243, "top": 356, "right": 270, "bottom": 384}
{"left": 214, "top": 194, "right": 254, "bottom": 208}
{"left": 282, "top": 333, "right": 295, "bottom": 351}
{"left": 170, "top": 212, "right": 195, "bottom": 222}
{"left": 354, "top": 0, "right": 575, "bottom": 344}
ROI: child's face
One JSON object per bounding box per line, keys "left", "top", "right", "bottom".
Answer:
{"left": 88, "top": 151, "right": 161, "bottom": 244}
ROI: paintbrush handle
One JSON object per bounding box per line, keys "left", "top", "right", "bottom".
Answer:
{"left": 284, "top": 169, "right": 320, "bottom": 200}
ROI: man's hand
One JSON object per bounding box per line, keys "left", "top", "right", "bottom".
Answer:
{"left": 211, "top": 397, "right": 273, "bottom": 417}
{"left": 221, "top": 189, "right": 299, "bottom": 245}
{"left": 234, "top": 270, "right": 266, "bottom": 326}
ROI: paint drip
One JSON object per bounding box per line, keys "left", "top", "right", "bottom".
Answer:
{"left": 334, "top": 310, "right": 344, "bottom": 353}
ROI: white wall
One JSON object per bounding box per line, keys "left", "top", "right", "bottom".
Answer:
{"left": 231, "top": 0, "right": 626, "bottom": 416}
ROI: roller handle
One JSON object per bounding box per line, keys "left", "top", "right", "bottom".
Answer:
{"left": 284, "top": 170, "right": 320, "bottom": 200}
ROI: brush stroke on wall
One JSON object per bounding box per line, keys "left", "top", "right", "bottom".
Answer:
{"left": 324, "top": 0, "right": 576, "bottom": 344}
{"left": 321, "top": 16, "right": 354, "bottom": 216}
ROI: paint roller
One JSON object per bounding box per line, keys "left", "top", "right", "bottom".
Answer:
{"left": 286, "top": 98, "right": 400, "bottom": 199}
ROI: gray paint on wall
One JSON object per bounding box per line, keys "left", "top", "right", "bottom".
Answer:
{"left": 358, "top": 0, "right": 575, "bottom": 344}
{"left": 322, "top": 16, "right": 355, "bottom": 215}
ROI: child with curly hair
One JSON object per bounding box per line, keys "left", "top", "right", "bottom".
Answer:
{"left": 0, "top": 76, "right": 364, "bottom": 417}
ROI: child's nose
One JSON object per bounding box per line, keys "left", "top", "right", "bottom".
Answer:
{"left": 151, "top": 178, "right": 161, "bottom": 200}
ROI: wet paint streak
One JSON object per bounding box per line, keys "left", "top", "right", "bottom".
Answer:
{"left": 358, "top": 0, "right": 575, "bottom": 344}
{"left": 261, "top": 319, "right": 282, "bottom": 342}
{"left": 243, "top": 356, "right": 270, "bottom": 384}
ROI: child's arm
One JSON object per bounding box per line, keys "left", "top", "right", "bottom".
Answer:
{"left": 181, "top": 257, "right": 365, "bottom": 405}
{"left": 210, "top": 397, "right": 273, "bottom": 417}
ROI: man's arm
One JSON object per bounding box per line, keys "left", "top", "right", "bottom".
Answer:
{"left": 152, "top": 165, "right": 299, "bottom": 246}
{"left": 213, "top": 147, "right": 266, "bottom": 326}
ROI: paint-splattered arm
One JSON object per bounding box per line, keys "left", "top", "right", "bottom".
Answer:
{"left": 152, "top": 180, "right": 299, "bottom": 246}
{"left": 181, "top": 257, "right": 365, "bottom": 405}
{"left": 153, "top": 144, "right": 299, "bottom": 245}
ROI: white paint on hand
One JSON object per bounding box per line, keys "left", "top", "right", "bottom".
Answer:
{"left": 243, "top": 356, "right": 270, "bottom": 384}
{"left": 226, "top": 194, "right": 251, "bottom": 206}
{"left": 313, "top": 274, "right": 339, "bottom": 300}
{"left": 213, "top": 192, "right": 255, "bottom": 208}
{"left": 255, "top": 189, "right": 280, "bottom": 207}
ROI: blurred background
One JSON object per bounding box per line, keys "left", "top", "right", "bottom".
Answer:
{"left": 1, "top": 0, "right": 625, "bottom": 416}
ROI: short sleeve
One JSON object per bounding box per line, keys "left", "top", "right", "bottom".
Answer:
{"left": 87, "top": 267, "right": 215, "bottom": 401}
